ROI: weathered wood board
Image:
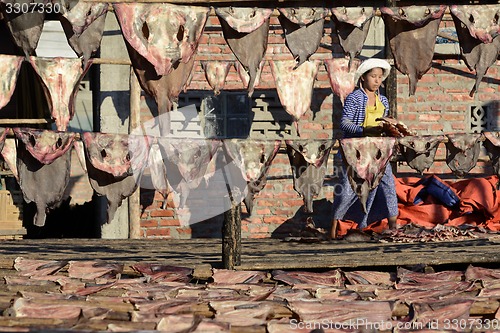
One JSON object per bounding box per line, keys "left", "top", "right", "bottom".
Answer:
{"left": 0, "top": 237, "right": 499, "bottom": 271}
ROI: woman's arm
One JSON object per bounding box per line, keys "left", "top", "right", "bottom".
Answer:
{"left": 340, "top": 93, "right": 364, "bottom": 136}
{"left": 380, "top": 95, "right": 390, "bottom": 117}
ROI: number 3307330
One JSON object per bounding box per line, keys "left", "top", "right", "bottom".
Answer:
{"left": 3, "top": 2, "right": 62, "bottom": 14}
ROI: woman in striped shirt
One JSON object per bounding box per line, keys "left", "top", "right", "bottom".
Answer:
{"left": 330, "top": 58, "right": 399, "bottom": 239}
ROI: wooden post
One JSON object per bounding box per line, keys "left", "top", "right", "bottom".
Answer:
{"left": 384, "top": 0, "right": 397, "bottom": 118}
{"left": 385, "top": 0, "right": 398, "bottom": 175}
{"left": 221, "top": 144, "right": 241, "bottom": 269}
{"left": 129, "top": 67, "right": 142, "bottom": 239}
{"left": 222, "top": 202, "right": 241, "bottom": 269}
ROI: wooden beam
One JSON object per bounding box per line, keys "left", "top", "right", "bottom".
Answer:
{"left": 84, "top": 0, "right": 325, "bottom": 4}
{"left": 0, "top": 119, "right": 52, "bottom": 125}
{"left": 128, "top": 67, "right": 142, "bottom": 239}
{"left": 91, "top": 58, "right": 131, "bottom": 66}
{"left": 88, "top": 55, "right": 397, "bottom": 66}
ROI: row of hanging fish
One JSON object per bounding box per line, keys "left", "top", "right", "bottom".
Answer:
{"left": 341, "top": 132, "right": 500, "bottom": 212}
{"left": 0, "top": 54, "right": 356, "bottom": 136}
{"left": 0, "top": 128, "right": 331, "bottom": 226}
{"left": 0, "top": 127, "right": 499, "bottom": 227}
{"left": 1, "top": 2, "right": 499, "bottom": 133}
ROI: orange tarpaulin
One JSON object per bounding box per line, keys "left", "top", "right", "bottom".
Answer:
{"left": 336, "top": 175, "right": 500, "bottom": 237}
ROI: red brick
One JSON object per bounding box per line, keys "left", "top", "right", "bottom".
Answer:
{"left": 150, "top": 209, "right": 176, "bottom": 217}
{"left": 249, "top": 225, "right": 269, "bottom": 233}
{"left": 274, "top": 191, "right": 299, "bottom": 199}
{"left": 429, "top": 94, "right": 451, "bottom": 102}
{"left": 176, "top": 228, "right": 192, "bottom": 235}
{"left": 301, "top": 122, "right": 323, "bottom": 130}
{"left": 445, "top": 105, "right": 467, "bottom": 112}
{"left": 256, "top": 208, "right": 271, "bottom": 215}
{"left": 198, "top": 45, "right": 223, "bottom": 54}
{"left": 242, "top": 217, "right": 264, "bottom": 224}
{"left": 451, "top": 94, "right": 474, "bottom": 102}
{"left": 443, "top": 114, "right": 465, "bottom": 121}
{"left": 208, "top": 16, "right": 220, "bottom": 26}
{"left": 140, "top": 219, "right": 158, "bottom": 228}
{"left": 269, "top": 17, "right": 280, "bottom": 25}
{"left": 283, "top": 199, "right": 306, "bottom": 207}
{"left": 419, "top": 114, "right": 441, "bottom": 122}
{"left": 452, "top": 123, "right": 466, "bottom": 130}
{"left": 431, "top": 123, "right": 443, "bottom": 132}
{"left": 415, "top": 86, "right": 431, "bottom": 92}
{"left": 315, "top": 132, "right": 331, "bottom": 139}
{"left": 208, "top": 36, "right": 227, "bottom": 45}
{"left": 273, "top": 209, "right": 295, "bottom": 216}
{"left": 255, "top": 199, "right": 274, "bottom": 207}
{"left": 197, "top": 34, "right": 209, "bottom": 45}
{"left": 146, "top": 228, "right": 171, "bottom": 237}
{"left": 410, "top": 123, "right": 432, "bottom": 131}
{"left": 159, "top": 219, "right": 181, "bottom": 226}
{"left": 263, "top": 216, "right": 285, "bottom": 224}
{"left": 478, "top": 93, "right": 498, "bottom": 100}
{"left": 399, "top": 113, "right": 417, "bottom": 121}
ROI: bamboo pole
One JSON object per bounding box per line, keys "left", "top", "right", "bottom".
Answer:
{"left": 128, "top": 67, "right": 142, "bottom": 239}
{"left": 91, "top": 58, "right": 131, "bottom": 66}
{"left": 87, "top": 54, "right": 398, "bottom": 65}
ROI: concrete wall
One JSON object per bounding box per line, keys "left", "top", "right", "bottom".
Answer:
{"left": 95, "top": 14, "right": 132, "bottom": 239}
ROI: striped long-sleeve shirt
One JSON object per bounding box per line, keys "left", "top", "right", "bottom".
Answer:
{"left": 340, "top": 88, "right": 389, "bottom": 138}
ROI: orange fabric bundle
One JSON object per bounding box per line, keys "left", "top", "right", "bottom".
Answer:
{"left": 335, "top": 175, "right": 500, "bottom": 237}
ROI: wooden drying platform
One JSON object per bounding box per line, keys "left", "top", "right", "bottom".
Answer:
{"left": 0, "top": 237, "right": 499, "bottom": 273}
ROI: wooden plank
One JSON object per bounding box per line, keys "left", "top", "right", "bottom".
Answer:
{"left": 235, "top": 239, "right": 500, "bottom": 270}
{"left": 0, "top": 238, "right": 498, "bottom": 271}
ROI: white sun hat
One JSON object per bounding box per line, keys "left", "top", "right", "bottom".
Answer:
{"left": 354, "top": 58, "right": 392, "bottom": 85}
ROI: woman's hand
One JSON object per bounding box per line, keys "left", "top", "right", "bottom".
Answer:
{"left": 363, "top": 126, "right": 383, "bottom": 137}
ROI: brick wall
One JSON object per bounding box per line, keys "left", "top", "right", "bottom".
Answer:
{"left": 138, "top": 13, "right": 500, "bottom": 239}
